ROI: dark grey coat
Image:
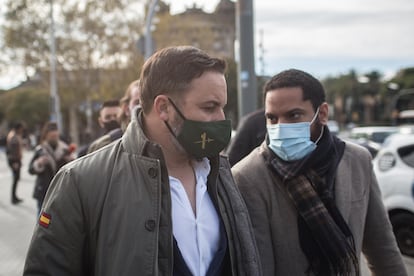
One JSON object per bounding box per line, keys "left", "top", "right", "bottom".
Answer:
{"left": 232, "top": 141, "right": 407, "bottom": 276}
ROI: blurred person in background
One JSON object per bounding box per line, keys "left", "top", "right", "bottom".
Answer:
{"left": 28, "top": 122, "right": 75, "bottom": 213}
{"left": 118, "top": 79, "right": 141, "bottom": 130}
{"left": 98, "top": 100, "right": 122, "bottom": 133}
{"left": 87, "top": 79, "right": 141, "bottom": 154}
{"left": 6, "top": 121, "right": 25, "bottom": 204}
{"left": 226, "top": 108, "right": 266, "bottom": 166}
{"left": 77, "top": 100, "right": 121, "bottom": 157}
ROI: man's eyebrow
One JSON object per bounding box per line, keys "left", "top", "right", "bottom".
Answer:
{"left": 265, "top": 108, "right": 304, "bottom": 117}
{"left": 286, "top": 108, "right": 305, "bottom": 114}
{"left": 202, "top": 100, "right": 222, "bottom": 107}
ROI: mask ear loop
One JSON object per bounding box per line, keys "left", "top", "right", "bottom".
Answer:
{"left": 167, "top": 98, "right": 187, "bottom": 120}
{"left": 164, "top": 97, "right": 186, "bottom": 139}
{"left": 311, "top": 107, "right": 324, "bottom": 144}
{"left": 310, "top": 107, "right": 320, "bottom": 124}
{"left": 164, "top": 120, "right": 178, "bottom": 139}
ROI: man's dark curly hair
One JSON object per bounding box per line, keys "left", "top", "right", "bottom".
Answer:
{"left": 263, "top": 69, "right": 326, "bottom": 111}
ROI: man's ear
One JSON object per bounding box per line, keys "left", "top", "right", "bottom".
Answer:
{"left": 318, "top": 102, "right": 329, "bottom": 125}
{"left": 122, "top": 103, "right": 130, "bottom": 118}
{"left": 98, "top": 117, "right": 104, "bottom": 128}
{"left": 153, "top": 95, "right": 170, "bottom": 121}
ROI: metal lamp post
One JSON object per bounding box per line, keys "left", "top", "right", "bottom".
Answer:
{"left": 236, "top": 0, "right": 257, "bottom": 119}
{"left": 144, "top": 0, "right": 159, "bottom": 60}
{"left": 49, "top": 0, "right": 63, "bottom": 131}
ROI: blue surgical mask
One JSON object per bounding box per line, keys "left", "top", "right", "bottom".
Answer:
{"left": 267, "top": 108, "right": 322, "bottom": 161}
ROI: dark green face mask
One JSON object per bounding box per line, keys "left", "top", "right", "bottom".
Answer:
{"left": 165, "top": 98, "right": 232, "bottom": 159}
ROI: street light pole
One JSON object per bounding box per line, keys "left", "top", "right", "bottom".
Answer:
{"left": 144, "top": 0, "right": 158, "bottom": 60}
{"left": 236, "top": 0, "right": 257, "bottom": 119}
{"left": 49, "top": 0, "right": 63, "bottom": 131}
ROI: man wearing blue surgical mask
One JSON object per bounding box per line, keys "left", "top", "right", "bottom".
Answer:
{"left": 232, "top": 69, "right": 407, "bottom": 276}
{"left": 24, "top": 46, "right": 261, "bottom": 276}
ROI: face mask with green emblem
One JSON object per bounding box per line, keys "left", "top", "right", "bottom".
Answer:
{"left": 165, "top": 98, "right": 232, "bottom": 159}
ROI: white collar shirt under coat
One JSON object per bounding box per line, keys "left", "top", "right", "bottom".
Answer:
{"left": 169, "top": 157, "right": 221, "bottom": 276}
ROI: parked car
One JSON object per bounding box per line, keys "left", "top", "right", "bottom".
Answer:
{"left": 349, "top": 126, "right": 399, "bottom": 144}
{"left": 373, "top": 133, "right": 414, "bottom": 257}
{"left": 350, "top": 138, "right": 383, "bottom": 158}
{"left": 398, "top": 109, "right": 414, "bottom": 125}
{"left": 347, "top": 126, "right": 399, "bottom": 158}
{"left": 398, "top": 124, "right": 414, "bottom": 134}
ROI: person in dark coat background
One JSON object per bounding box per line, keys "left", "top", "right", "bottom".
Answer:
{"left": 6, "top": 121, "right": 25, "bottom": 204}
{"left": 226, "top": 108, "right": 266, "bottom": 166}
{"left": 28, "top": 122, "right": 74, "bottom": 213}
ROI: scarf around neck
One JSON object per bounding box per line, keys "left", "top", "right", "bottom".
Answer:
{"left": 266, "top": 126, "right": 359, "bottom": 276}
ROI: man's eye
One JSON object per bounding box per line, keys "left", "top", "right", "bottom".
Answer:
{"left": 266, "top": 115, "right": 277, "bottom": 123}
{"left": 291, "top": 113, "right": 302, "bottom": 119}
{"left": 203, "top": 106, "right": 216, "bottom": 112}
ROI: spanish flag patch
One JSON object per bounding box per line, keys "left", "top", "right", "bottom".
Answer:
{"left": 39, "top": 212, "right": 51, "bottom": 228}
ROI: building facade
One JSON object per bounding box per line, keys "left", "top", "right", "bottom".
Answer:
{"left": 152, "top": 0, "right": 236, "bottom": 59}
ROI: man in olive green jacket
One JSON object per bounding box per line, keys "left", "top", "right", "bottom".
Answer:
{"left": 24, "top": 46, "right": 261, "bottom": 276}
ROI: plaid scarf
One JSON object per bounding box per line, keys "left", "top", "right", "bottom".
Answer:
{"left": 266, "top": 126, "right": 359, "bottom": 276}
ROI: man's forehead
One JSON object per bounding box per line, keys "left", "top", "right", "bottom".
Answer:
{"left": 101, "top": 106, "right": 120, "bottom": 113}
{"left": 130, "top": 88, "right": 141, "bottom": 100}
{"left": 266, "top": 86, "right": 304, "bottom": 98}
{"left": 47, "top": 130, "right": 59, "bottom": 136}
{"left": 265, "top": 92, "right": 313, "bottom": 114}
{"left": 182, "top": 76, "right": 227, "bottom": 105}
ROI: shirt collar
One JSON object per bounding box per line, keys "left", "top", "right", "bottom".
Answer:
{"left": 192, "top": 157, "right": 211, "bottom": 183}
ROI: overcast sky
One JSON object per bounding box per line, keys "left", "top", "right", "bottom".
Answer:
{"left": 1, "top": 0, "right": 413, "bottom": 89}
{"left": 169, "top": 0, "right": 414, "bottom": 80}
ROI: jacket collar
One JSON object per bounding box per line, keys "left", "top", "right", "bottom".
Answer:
{"left": 122, "top": 109, "right": 162, "bottom": 158}
{"left": 334, "top": 148, "right": 351, "bottom": 223}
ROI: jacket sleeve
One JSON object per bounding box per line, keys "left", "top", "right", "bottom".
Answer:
{"left": 29, "top": 147, "right": 56, "bottom": 175}
{"left": 362, "top": 160, "right": 408, "bottom": 276}
{"left": 24, "top": 167, "right": 87, "bottom": 276}
{"left": 28, "top": 148, "right": 45, "bottom": 175}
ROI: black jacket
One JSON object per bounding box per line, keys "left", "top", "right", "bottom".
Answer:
{"left": 28, "top": 141, "right": 70, "bottom": 202}
{"left": 226, "top": 109, "right": 266, "bottom": 166}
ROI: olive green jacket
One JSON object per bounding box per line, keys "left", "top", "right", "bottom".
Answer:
{"left": 24, "top": 113, "right": 261, "bottom": 276}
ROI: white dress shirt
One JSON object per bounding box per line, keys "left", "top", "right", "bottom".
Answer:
{"left": 169, "top": 158, "right": 221, "bottom": 276}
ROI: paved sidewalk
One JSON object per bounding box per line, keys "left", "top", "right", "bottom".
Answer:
{"left": 0, "top": 149, "right": 38, "bottom": 276}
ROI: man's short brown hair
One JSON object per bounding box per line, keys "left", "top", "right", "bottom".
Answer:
{"left": 139, "top": 46, "right": 226, "bottom": 114}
